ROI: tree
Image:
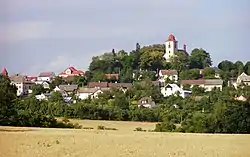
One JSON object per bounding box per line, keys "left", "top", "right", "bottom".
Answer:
{"left": 91, "top": 71, "right": 106, "bottom": 82}
{"left": 49, "top": 91, "right": 64, "bottom": 103}
{"left": 139, "top": 44, "right": 165, "bottom": 71}
{"left": 179, "top": 69, "right": 200, "bottom": 80}
{"left": 234, "top": 61, "right": 244, "bottom": 76}
{"left": 191, "top": 85, "right": 205, "bottom": 95}
{"left": 189, "top": 48, "right": 212, "bottom": 69}
{"left": 0, "top": 74, "right": 18, "bottom": 125}
{"left": 31, "top": 84, "right": 45, "bottom": 95}
{"left": 71, "top": 76, "right": 86, "bottom": 87}
{"left": 170, "top": 51, "right": 189, "bottom": 72}
{"left": 218, "top": 60, "right": 235, "bottom": 72}
{"left": 244, "top": 61, "right": 250, "bottom": 75}
{"left": 203, "top": 67, "right": 215, "bottom": 79}
{"left": 50, "top": 76, "right": 66, "bottom": 90}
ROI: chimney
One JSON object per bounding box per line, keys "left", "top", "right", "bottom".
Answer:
{"left": 183, "top": 44, "right": 187, "bottom": 52}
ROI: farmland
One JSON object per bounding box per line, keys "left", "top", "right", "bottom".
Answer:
{"left": 1, "top": 120, "right": 250, "bottom": 157}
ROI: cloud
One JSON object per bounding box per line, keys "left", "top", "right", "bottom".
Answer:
{"left": 0, "top": 21, "right": 51, "bottom": 42}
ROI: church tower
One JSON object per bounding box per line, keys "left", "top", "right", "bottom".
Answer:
{"left": 164, "top": 34, "right": 178, "bottom": 62}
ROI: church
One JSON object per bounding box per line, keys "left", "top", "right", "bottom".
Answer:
{"left": 163, "top": 34, "right": 187, "bottom": 62}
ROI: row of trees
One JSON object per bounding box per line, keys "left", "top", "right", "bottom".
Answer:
{"left": 1, "top": 74, "right": 250, "bottom": 133}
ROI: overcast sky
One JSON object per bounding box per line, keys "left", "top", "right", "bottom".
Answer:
{"left": 0, "top": 0, "right": 250, "bottom": 75}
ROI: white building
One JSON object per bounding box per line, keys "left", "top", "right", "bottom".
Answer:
{"left": 77, "top": 87, "right": 109, "bottom": 100}
{"left": 236, "top": 72, "right": 250, "bottom": 86}
{"left": 37, "top": 72, "right": 55, "bottom": 82}
{"left": 138, "top": 97, "right": 156, "bottom": 108}
{"left": 163, "top": 34, "right": 187, "bottom": 62}
{"left": 180, "top": 79, "right": 223, "bottom": 92}
{"left": 10, "top": 75, "right": 35, "bottom": 96}
{"left": 158, "top": 70, "right": 178, "bottom": 83}
{"left": 161, "top": 84, "right": 191, "bottom": 98}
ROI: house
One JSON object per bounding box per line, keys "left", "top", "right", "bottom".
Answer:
{"left": 35, "top": 81, "right": 50, "bottom": 89}
{"left": 161, "top": 84, "right": 191, "bottom": 98}
{"left": 88, "top": 82, "right": 109, "bottom": 88}
{"left": 163, "top": 34, "right": 187, "bottom": 62}
{"left": 138, "top": 97, "right": 156, "bottom": 108}
{"left": 53, "top": 86, "right": 68, "bottom": 97}
{"left": 37, "top": 72, "right": 55, "bottom": 82}
{"left": 58, "top": 67, "right": 84, "bottom": 78}
{"left": 77, "top": 87, "right": 108, "bottom": 100}
{"left": 108, "top": 83, "right": 132, "bottom": 92}
{"left": 58, "top": 84, "right": 78, "bottom": 95}
{"left": 10, "top": 75, "right": 35, "bottom": 96}
{"left": 181, "top": 79, "right": 223, "bottom": 91}
{"left": 235, "top": 95, "right": 248, "bottom": 102}
{"left": 26, "top": 76, "right": 37, "bottom": 82}
{"left": 236, "top": 72, "right": 250, "bottom": 86}
{"left": 158, "top": 70, "right": 178, "bottom": 83}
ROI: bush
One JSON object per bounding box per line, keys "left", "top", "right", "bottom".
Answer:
{"left": 154, "top": 121, "right": 176, "bottom": 132}
{"left": 82, "top": 127, "right": 94, "bottom": 130}
{"left": 105, "top": 127, "right": 118, "bottom": 131}
{"left": 134, "top": 127, "right": 146, "bottom": 132}
{"left": 97, "top": 125, "right": 105, "bottom": 130}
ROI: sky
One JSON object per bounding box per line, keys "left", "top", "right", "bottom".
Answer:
{"left": 0, "top": 0, "right": 250, "bottom": 75}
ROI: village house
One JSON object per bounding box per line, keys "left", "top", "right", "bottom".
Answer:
{"left": 108, "top": 83, "right": 132, "bottom": 92}
{"left": 37, "top": 72, "right": 55, "bottom": 82}
{"left": 161, "top": 83, "right": 191, "bottom": 98}
{"left": 77, "top": 87, "right": 110, "bottom": 100}
{"left": 158, "top": 69, "right": 178, "bottom": 83}
{"left": 88, "top": 82, "right": 109, "bottom": 88}
{"left": 10, "top": 74, "right": 35, "bottom": 96}
{"left": 236, "top": 72, "right": 250, "bottom": 86}
{"left": 58, "top": 67, "right": 84, "bottom": 78}
{"left": 180, "top": 79, "right": 223, "bottom": 91}
{"left": 138, "top": 97, "right": 156, "bottom": 108}
{"left": 58, "top": 84, "right": 78, "bottom": 95}
{"left": 105, "top": 74, "right": 119, "bottom": 81}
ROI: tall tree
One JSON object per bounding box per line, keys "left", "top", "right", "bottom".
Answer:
{"left": 203, "top": 67, "right": 216, "bottom": 79}
{"left": 169, "top": 51, "right": 189, "bottom": 72}
{"left": 244, "top": 61, "right": 250, "bottom": 75}
{"left": 189, "top": 48, "right": 212, "bottom": 69}
{"left": 234, "top": 61, "right": 244, "bottom": 76}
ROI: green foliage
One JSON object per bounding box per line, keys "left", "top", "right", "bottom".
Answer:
{"left": 154, "top": 121, "right": 176, "bottom": 132}
{"left": 203, "top": 67, "right": 216, "bottom": 79}
{"left": 31, "top": 84, "right": 45, "bottom": 95}
{"left": 49, "top": 76, "right": 66, "bottom": 90}
{"left": 179, "top": 69, "right": 200, "bottom": 80}
{"left": 170, "top": 51, "right": 189, "bottom": 72}
{"left": 189, "top": 48, "right": 212, "bottom": 69}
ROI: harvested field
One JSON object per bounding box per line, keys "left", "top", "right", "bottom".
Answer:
{"left": 0, "top": 120, "right": 250, "bottom": 157}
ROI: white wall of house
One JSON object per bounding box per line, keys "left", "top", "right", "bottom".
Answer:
{"left": 159, "top": 73, "right": 178, "bottom": 83}
{"left": 161, "top": 84, "right": 191, "bottom": 98}
{"left": 204, "top": 84, "right": 222, "bottom": 91}
{"left": 37, "top": 76, "right": 52, "bottom": 82}
{"left": 12, "top": 82, "right": 33, "bottom": 96}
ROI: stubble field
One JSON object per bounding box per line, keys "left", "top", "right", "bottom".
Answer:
{"left": 0, "top": 120, "right": 250, "bottom": 157}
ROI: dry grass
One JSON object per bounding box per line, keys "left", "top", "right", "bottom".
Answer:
{"left": 0, "top": 120, "right": 250, "bottom": 157}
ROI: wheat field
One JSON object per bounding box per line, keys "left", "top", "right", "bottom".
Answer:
{"left": 1, "top": 120, "right": 250, "bottom": 157}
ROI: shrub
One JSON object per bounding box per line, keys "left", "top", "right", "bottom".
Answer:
{"left": 97, "top": 125, "right": 105, "bottom": 130}
{"left": 82, "top": 127, "right": 94, "bottom": 130}
{"left": 105, "top": 127, "right": 118, "bottom": 131}
{"left": 154, "top": 121, "right": 176, "bottom": 132}
{"left": 134, "top": 127, "right": 146, "bottom": 132}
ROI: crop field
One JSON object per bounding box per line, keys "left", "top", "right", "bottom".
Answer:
{"left": 1, "top": 120, "right": 250, "bottom": 157}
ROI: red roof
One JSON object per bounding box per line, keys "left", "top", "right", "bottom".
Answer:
{"left": 38, "top": 72, "right": 55, "bottom": 77}
{"left": 1, "top": 68, "right": 8, "bottom": 76}
{"left": 59, "top": 67, "right": 85, "bottom": 76}
{"left": 181, "top": 79, "right": 205, "bottom": 85}
{"left": 159, "top": 70, "right": 178, "bottom": 75}
{"left": 26, "top": 76, "right": 37, "bottom": 81}
{"left": 166, "top": 34, "right": 176, "bottom": 42}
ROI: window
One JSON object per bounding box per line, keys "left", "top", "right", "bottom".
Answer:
{"left": 168, "top": 44, "right": 171, "bottom": 48}
{"left": 169, "top": 51, "right": 170, "bottom": 54}
{"left": 141, "top": 100, "right": 148, "bottom": 104}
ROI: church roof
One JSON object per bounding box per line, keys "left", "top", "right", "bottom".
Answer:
{"left": 1, "top": 68, "right": 8, "bottom": 76}
{"left": 166, "top": 34, "right": 177, "bottom": 42}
